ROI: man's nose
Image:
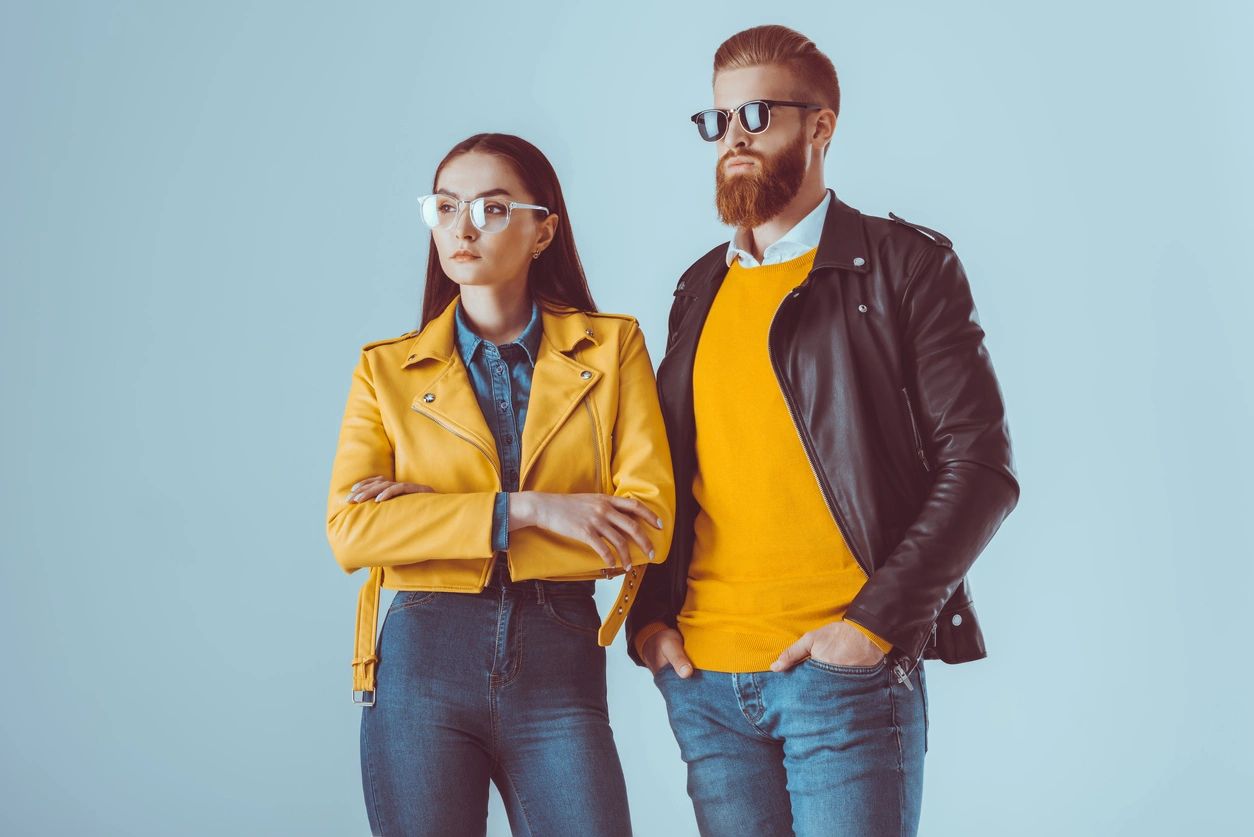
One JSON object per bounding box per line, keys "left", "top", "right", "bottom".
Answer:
{"left": 721, "top": 112, "right": 751, "bottom": 150}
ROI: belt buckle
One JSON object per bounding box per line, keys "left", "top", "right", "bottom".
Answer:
{"left": 352, "top": 689, "right": 376, "bottom": 707}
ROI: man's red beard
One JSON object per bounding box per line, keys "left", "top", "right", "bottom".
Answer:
{"left": 714, "top": 129, "right": 808, "bottom": 229}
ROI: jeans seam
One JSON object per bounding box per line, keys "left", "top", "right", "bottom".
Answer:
{"left": 362, "top": 710, "right": 385, "bottom": 836}
{"left": 496, "top": 761, "right": 536, "bottom": 836}
{"left": 888, "top": 676, "right": 905, "bottom": 837}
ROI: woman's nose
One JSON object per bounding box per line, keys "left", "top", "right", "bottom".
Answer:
{"left": 453, "top": 204, "right": 477, "bottom": 239}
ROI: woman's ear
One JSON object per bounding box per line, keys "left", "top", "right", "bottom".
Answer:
{"left": 535, "top": 212, "right": 560, "bottom": 253}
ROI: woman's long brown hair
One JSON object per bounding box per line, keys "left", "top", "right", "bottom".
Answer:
{"left": 419, "top": 133, "right": 597, "bottom": 329}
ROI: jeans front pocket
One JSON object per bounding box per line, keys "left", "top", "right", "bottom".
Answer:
{"left": 386, "top": 589, "right": 439, "bottom": 614}
{"left": 803, "top": 654, "right": 889, "bottom": 677}
{"left": 542, "top": 589, "right": 601, "bottom": 635}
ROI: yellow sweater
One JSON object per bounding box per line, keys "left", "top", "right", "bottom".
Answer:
{"left": 668, "top": 247, "right": 893, "bottom": 672}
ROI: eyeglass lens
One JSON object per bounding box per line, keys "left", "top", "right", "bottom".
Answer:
{"left": 420, "top": 196, "right": 512, "bottom": 232}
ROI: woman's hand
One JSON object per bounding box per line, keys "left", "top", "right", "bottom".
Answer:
{"left": 511, "top": 492, "right": 663, "bottom": 572}
{"left": 345, "top": 475, "right": 436, "bottom": 503}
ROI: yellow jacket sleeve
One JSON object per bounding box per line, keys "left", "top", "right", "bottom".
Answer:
{"left": 507, "top": 321, "right": 676, "bottom": 575}
{"left": 325, "top": 349, "right": 497, "bottom": 573}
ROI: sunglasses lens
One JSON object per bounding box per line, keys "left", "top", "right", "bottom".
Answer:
{"left": 739, "top": 101, "right": 769, "bottom": 133}
{"left": 695, "top": 110, "right": 726, "bottom": 142}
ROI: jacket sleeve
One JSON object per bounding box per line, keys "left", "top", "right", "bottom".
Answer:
{"left": 325, "top": 349, "right": 497, "bottom": 574}
{"left": 625, "top": 281, "right": 697, "bottom": 665}
{"left": 503, "top": 321, "right": 677, "bottom": 572}
{"left": 844, "top": 245, "right": 1020, "bottom": 658}
{"left": 606, "top": 321, "right": 677, "bottom": 565}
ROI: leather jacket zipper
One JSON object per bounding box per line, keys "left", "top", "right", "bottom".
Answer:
{"left": 411, "top": 405, "right": 501, "bottom": 482}
{"left": 583, "top": 399, "right": 604, "bottom": 493}
{"left": 411, "top": 405, "right": 504, "bottom": 582}
{"left": 901, "top": 386, "right": 931, "bottom": 472}
{"left": 769, "top": 283, "right": 931, "bottom": 688}
{"left": 766, "top": 285, "right": 873, "bottom": 581}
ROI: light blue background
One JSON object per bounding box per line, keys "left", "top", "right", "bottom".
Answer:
{"left": 3, "top": 1, "right": 1251, "bottom": 834}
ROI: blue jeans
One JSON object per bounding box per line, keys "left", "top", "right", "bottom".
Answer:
{"left": 653, "top": 654, "right": 928, "bottom": 837}
{"left": 360, "top": 557, "right": 632, "bottom": 836}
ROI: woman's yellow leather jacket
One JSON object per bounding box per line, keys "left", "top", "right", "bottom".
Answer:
{"left": 326, "top": 296, "right": 676, "bottom": 700}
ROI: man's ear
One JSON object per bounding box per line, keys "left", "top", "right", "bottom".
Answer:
{"left": 813, "top": 108, "right": 836, "bottom": 148}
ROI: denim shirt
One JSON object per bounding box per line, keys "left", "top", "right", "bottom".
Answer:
{"left": 453, "top": 298, "right": 543, "bottom": 553}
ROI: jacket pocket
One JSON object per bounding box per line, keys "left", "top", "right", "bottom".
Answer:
{"left": 582, "top": 399, "right": 606, "bottom": 494}
{"left": 900, "top": 386, "right": 932, "bottom": 472}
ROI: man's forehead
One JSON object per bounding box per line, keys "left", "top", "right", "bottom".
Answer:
{"left": 713, "top": 65, "right": 800, "bottom": 104}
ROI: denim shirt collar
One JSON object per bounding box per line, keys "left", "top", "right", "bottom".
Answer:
{"left": 453, "top": 297, "right": 543, "bottom": 367}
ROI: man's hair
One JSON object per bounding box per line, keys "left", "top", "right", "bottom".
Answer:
{"left": 713, "top": 24, "right": 840, "bottom": 122}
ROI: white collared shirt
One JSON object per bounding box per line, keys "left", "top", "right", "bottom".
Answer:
{"left": 725, "top": 190, "right": 831, "bottom": 268}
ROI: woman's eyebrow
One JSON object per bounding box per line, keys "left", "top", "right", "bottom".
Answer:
{"left": 433, "top": 187, "right": 512, "bottom": 199}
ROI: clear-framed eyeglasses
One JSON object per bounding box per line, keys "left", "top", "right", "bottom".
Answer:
{"left": 417, "top": 193, "right": 550, "bottom": 233}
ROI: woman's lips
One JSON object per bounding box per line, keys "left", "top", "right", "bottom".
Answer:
{"left": 452, "top": 252, "right": 480, "bottom": 261}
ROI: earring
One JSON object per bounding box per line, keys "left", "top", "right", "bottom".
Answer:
{"left": 532, "top": 251, "right": 540, "bottom": 260}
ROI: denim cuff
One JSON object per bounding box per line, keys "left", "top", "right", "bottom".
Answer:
{"left": 491, "top": 491, "right": 510, "bottom": 552}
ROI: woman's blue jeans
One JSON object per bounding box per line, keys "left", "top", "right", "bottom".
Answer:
{"left": 360, "top": 557, "right": 632, "bottom": 836}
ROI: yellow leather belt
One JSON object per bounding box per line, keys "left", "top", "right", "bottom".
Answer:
{"left": 350, "top": 563, "right": 646, "bottom": 705}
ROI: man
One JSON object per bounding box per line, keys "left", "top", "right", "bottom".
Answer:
{"left": 626, "top": 24, "right": 1020, "bottom": 837}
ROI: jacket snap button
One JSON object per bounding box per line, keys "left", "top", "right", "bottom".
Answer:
{"left": 585, "top": 328, "right": 594, "bottom": 336}
{"left": 580, "top": 370, "right": 592, "bottom": 379}
{"left": 853, "top": 257, "right": 866, "bottom": 267}
{"left": 858, "top": 303, "right": 868, "bottom": 313}
{"left": 423, "top": 393, "right": 435, "bottom": 402}
{"left": 951, "top": 613, "right": 963, "bottom": 627}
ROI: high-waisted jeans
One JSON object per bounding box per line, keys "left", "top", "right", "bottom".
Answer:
{"left": 360, "top": 556, "right": 632, "bottom": 836}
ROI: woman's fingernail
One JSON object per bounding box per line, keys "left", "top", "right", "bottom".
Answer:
{"left": 656, "top": 518, "right": 664, "bottom": 528}
{"left": 649, "top": 549, "right": 655, "bottom": 559}
{"left": 680, "top": 665, "right": 692, "bottom": 676}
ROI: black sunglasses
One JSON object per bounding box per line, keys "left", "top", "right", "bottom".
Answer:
{"left": 690, "top": 99, "right": 823, "bottom": 142}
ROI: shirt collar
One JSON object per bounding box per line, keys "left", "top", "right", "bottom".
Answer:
{"left": 453, "top": 297, "right": 543, "bottom": 367}
{"left": 725, "top": 190, "right": 832, "bottom": 268}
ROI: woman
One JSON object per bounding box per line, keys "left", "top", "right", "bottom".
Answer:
{"left": 325, "top": 133, "right": 676, "bottom": 837}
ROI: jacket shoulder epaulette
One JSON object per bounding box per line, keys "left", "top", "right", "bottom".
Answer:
{"left": 588, "top": 311, "right": 639, "bottom": 325}
{"left": 360, "top": 329, "right": 419, "bottom": 352}
{"left": 888, "top": 211, "right": 953, "bottom": 249}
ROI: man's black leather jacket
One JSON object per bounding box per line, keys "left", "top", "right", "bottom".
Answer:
{"left": 626, "top": 190, "right": 1021, "bottom": 686}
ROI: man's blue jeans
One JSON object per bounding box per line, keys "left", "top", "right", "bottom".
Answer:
{"left": 653, "top": 653, "right": 928, "bottom": 836}
{"left": 360, "top": 558, "right": 631, "bottom": 836}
